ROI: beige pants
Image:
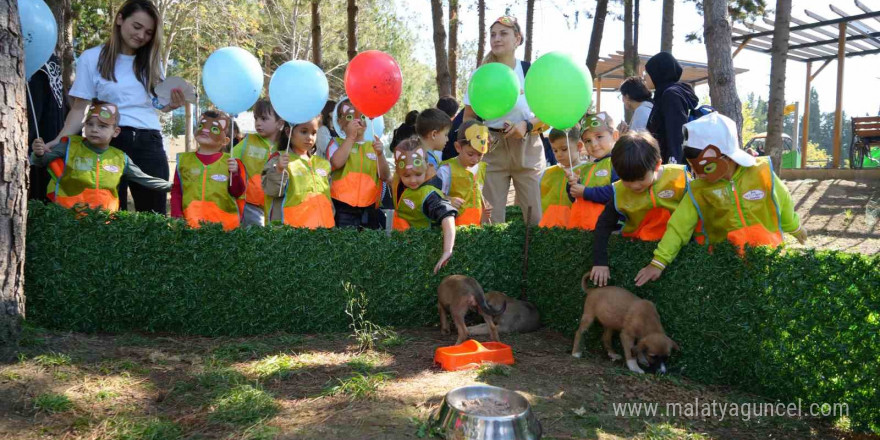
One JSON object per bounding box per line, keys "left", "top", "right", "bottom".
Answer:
{"left": 482, "top": 132, "right": 545, "bottom": 224}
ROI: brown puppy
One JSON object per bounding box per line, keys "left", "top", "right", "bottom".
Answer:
{"left": 437, "top": 275, "right": 506, "bottom": 345}
{"left": 571, "top": 276, "right": 678, "bottom": 374}
{"left": 467, "top": 291, "right": 541, "bottom": 336}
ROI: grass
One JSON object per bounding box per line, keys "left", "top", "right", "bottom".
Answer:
{"left": 32, "top": 352, "right": 71, "bottom": 367}
{"left": 211, "top": 341, "right": 274, "bottom": 362}
{"left": 33, "top": 392, "right": 73, "bottom": 413}
{"left": 346, "top": 355, "right": 378, "bottom": 374}
{"left": 322, "top": 372, "right": 392, "bottom": 400}
{"left": 640, "top": 422, "right": 709, "bottom": 440}
{"left": 97, "top": 359, "right": 148, "bottom": 376}
{"left": 208, "top": 384, "right": 279, "bottom": 426}
{"left": 248, "top": 354, "right": 302, "bottom": 380}
{"left": 476, "top": 363, "right": 513, "bottom": 381}
{"left": 99, "top": 415, "right": 182, "bottom": 440}
{"left": 195, "top": 365, "right": 248, "bottom": 390}
{"left": 93, "top": 389, "right": 119, "bottom": 402}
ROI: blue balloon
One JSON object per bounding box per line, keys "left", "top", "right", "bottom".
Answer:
{"left": 18, "top": 0, "right": 58, "bottom": 80}
{"left": 202, "top": 47, "right": 263, "bottom": 115}
{"left": 269, "top": 60, "right": 329, "bottom": 124}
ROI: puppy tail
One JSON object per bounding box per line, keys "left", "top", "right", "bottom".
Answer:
{"left": 475, "top": 288, "right": 507, "bottom": 317}
{"left": 581, "top": 273, "right": 592, "bottom": 294}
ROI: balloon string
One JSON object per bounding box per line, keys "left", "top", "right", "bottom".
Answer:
{"left": 566, "top": 128, "right": 574, "bottom": 171}
{"left": 26, "top": 82, "right": 40, "bottom": 140}
{"left": 279, "top": 130, "right": 292, "bottom": 197}
{"left": 229, "top": 114, "right": 235, "bottom": 189}
{"left": 372, "top": 117, "right": 380, "bottom": 182}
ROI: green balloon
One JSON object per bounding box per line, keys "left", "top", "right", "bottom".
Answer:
{"left": 525, "top": 52, "right": 593, "bottom": 130}
{"left": 467, "top": 62, "right": 520, "bottom": 120}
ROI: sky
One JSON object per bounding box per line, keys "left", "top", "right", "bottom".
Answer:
{"left": 396, "top": 0, "right": 880, "bottom": 126}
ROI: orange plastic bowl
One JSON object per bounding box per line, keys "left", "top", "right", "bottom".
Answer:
{"left": 434, "top": 339, "right": 515, "bottom": 371}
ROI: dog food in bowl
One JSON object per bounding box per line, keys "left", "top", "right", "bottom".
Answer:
{"left": 456, "top": 397, "right": 514, "bottom": 417}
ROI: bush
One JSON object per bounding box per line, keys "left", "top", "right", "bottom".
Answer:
{"left": 25, "top": 202, "right": 879, "bottom": 431}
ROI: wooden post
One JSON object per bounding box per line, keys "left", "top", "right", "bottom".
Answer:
{"left": 832, "top": 22, "right": 845, "bottom": 168}
{"left": 732, "top": 37, "right": 751, "bottom": 58}
{"left": 596, "top": 77, "right": 602, "bottom": 112}
{"left": 801, "top": 61, "right": 811, "bottom": 169}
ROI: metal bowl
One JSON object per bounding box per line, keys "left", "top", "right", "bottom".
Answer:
{"left": 433, "top": 385, "right": 542, "bottom": 440}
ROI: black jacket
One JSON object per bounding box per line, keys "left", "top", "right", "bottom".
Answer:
{"left": 645, "top": 52, "right": 698, "bottom": 164}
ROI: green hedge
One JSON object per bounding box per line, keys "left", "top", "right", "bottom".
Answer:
{"left": 25, "top": 202, "right": 879, "bottom": 431}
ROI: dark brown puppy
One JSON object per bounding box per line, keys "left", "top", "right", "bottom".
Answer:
{"left": 467, "top": 291, "right": 540, "bottom": 336}
{"left": 571, "top": 276, "right": 678, "bottom": 374}
{"left": 437, "top": 275, "right": 506, "bottom": 345}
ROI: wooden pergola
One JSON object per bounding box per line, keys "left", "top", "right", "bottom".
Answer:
{"left": 732, "top": 2, "right": 880, "bottom": 168}
{"left": 592, "top": 52, "right": 748, "bottom": 113}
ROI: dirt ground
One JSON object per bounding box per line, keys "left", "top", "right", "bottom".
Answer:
{"left": 0, "top": 326, "right": 864, "bottom": 440}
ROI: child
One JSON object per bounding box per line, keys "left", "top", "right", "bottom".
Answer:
{"left": 588, "top": 132, "right": 690, "bottom": 287}
{"left": 232, "top": 99, "right": 286, "bottom": 227}
{"left": 261, "top": 117, "right": 334, "bottom": 229}
{"left": 415, "top": 108, "right": 453, "bottom": 172}
{"left": 327, "top": 98, "right": 391, "bottom": 229}
{"left": 538, "top": 128, "right": 584, "bottom": 228}
{"left": 568, "top": 112, "right": 619, "bottom": 230}
{"left": 171, "top": 110, "right": 247, "bottom": 230}
{"left": 391, "top": 138, "right": 458, "bottom": 274}
{"left": 633, "top": 113, "right": 807, "bottom": 286}
{"left": 30, "top": 100, "right": 171, "bottom": 211}
{"left": 437, "top": 120, "right": 492, "bottom": 226}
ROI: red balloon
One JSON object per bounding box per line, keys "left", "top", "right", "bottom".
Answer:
{"left": 344, "top": 51, "right": 402, "bottom": 119}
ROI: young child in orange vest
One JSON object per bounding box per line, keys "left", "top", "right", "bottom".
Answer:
{"left": 30, "top": 100, "right": 171, "bottom": 211}
{"left": 568, "top": 112, "right": 620, "bottom": 230}
{"left": 437, "top": 120, "right": 492, "bottom": 226}
{"left": 587, "top": 131, "right": 691, "bottom": 287}
{"left": 232, "top": 99, "right": 286, "bottom": 227}
{"left": 392, "top": 138, "right": 458, "bottom": 274}
{"left": 327, "top": 97, "right": 392, "bottom": 229}
{"left": 171, "top": 110, "right": 246, "bottom": 230}
{"left": 262, "top": 117, "right": 334, "bottom": 229}
{"left": 539, "top": 128, "right": 584, "bottom": 228}
{"left": 634, "top": 113, "right": 807, "bottom": 286}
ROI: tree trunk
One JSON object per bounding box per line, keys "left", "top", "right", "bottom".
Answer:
{"left": 525, "top": 0, "right": 535, "bottom": 63}
{"left": 311, "top": 0, "right": 321, "bottom": 68}
{"left": 346, "top": 0, "right": 357, "bottom": 61}
{"left": 634, "top": 0, "right": 640, "bottom": 72}
{"left": 585, "top": 0, "right": 609, "bottom": 78}
{"left": 765, "top": 0, "right": 791, "bottom": 173}
{"left": 1, "top": 0, "right": 28, "bottom": 360}
{"left": 289, "top": 0, "right": 301, "bottom": 60}
{"left": 623, "top": 0, "right": 635, "bottom": 122}
{"left": 703, "top": 0, "right": 743, "bottom": 144}
{"left": 430, "top": 0, "right": 452, "bottom": 98}
{"left": 660, "top": 0, "right": 674, "bottom": 53}
{"left": 448, "top": 0, "right": 459, "bottom": 97}
{"left": 46, "top": 0, "right": 73, "bottom": 96}
{"left": 476, "top": 0, "right": 485, "bottom": 68}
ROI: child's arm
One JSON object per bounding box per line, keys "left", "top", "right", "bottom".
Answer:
{"left": 590, "top": 201, "right": 623, "bottom": 287}
{"left": 227, "top": 158, "right": 246, "bottom": 198}
{"left": 123, "top": 157, "right": 172, "bottom": 192}
{"left": 423, "top": 191, "right": 458, "bottom": 273}
{"left": 170, "top": 170, "right": 183, "bottom": 218}
{"left": 329, "top": 120, "right": 362, "bottom": 170}
{"left": 435, "top": 216, "right": 456, "bottom": 274}
{"left": 372, "top": 136, "right": 392, "bottom": 182}
{"left": 773, "top": 172, "right": 807, "bottom": 243}
{"left": 30, "top": 138, "right": 67, "bottom": 167}
{"left": 634, "top": 196, "right": 700, "bottom": 286}
{"left": 261, "top": 153, "right": 286, "bottom": 198}
{"left": 575, "top": 167, "right": 619, "bottom": 204}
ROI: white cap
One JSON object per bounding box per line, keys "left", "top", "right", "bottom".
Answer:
{"left": 682, "top": 112, "right": 756, "bottom": 167}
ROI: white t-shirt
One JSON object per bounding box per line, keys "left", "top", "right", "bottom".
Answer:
{"left": 69, "top": 45, "right": 162, "bottom": 130}
{"left": 436, "top": 162, "right": 480, "bottom": 196}
{"left": 463, "top": 60, "right": 533, "bottom": 129}
{"left": 629, "top": 101, "right": 654, "bottom": 132}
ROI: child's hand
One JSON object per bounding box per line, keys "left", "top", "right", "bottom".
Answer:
{"left": 481, "top": 207, "right": 493, "bottom": 224}
{"left": 590, "top": 266, "right": 611, "bottom": 287}
{"left": 792, "top": 228, "right": 808, "bottom": 244}
{"left": 344, "top": 119, "right": 362, "bottom": 138}
{"left": 449, "top": 197, "right": 465, "bottom": 210}
{"left": 616, "top": 121, "right": 629, "bottom": 134}
{"left": 32, "top": 138, "right": 47, "bottom": 156}
{"left": 227, "top": 158, "right": 238, "bottom": 174}
{"left": 433, "top": 250, "right": 453, "bottom": 274}
{"left": 372, "top": 135, "right": 384, "bottom": 154}
{"left": 569, "top": 183, "right": 585, "bottom": 199}
{"left": 277, "top": 154, "right": 290, "bottom": 171}
{"left": 634, "top": 264, "right": 663, "bottom": 287}
{"left": 503, "top": 120, "right": 527, "bottom": 140}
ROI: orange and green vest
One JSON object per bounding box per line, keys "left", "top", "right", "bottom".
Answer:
{"left": 569, "top": 157, "right": 613, "bottom": 230}
{"left": 267, "top": 152, "right": 335, "bottom": 229}
{"left": 52, "top": 135, "right": 126, "bottom": 211}
{"left": 688, "top": 157, "right": 783, "bottom": 251}
{"left": 392, "top": 182, "right": 443, "bottom": 231}
{"left": 538, "top": 164, "right": 576, "bottom": 228}
{"left": 613, "top": 165, "right": 688, "bottom": 241}
{"left": 233, "top": 134, "right": 275, "bottom": 207}
{"left": 330, "top": 137, "right": 382, "bottom": 207}
{"left": 177, "top": 152, "right": 240, "bottom": 231}
{"left": 441, "top": 158, "right": 486, "bottom": 226}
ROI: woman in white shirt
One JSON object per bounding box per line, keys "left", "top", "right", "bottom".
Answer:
{"left": 46, "top": 0, "right": 184, "bottom": 214}
{"left": 462, "top": 16, "right": 545, "bottom": 225}
{"left": 617, "top": 76, "right": 654, "bottom": 133}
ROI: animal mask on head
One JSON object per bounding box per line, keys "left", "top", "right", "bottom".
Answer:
{"left": 87, "top": 103, "right": 119, "bottom": 125}
{"left": 197, "top": 112, "right": 231, "bottom": 144}
{"left": 339, "top": 101, "right": 366, "bottom": 124}
{"left": 462, "top": 124, "right": 490, "bottom": 154}
{"left": 394, "top": 148, "right": 427, "bottom": 172}
{"left": 687, "top": 145, "right": 730, "bottom": 183}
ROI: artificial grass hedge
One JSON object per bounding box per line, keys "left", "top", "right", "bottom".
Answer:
{"left": 25, "top": 201, "right": 879, "bottom": 431}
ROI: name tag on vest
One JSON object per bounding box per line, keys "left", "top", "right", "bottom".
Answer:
{"left": 657, "top": 190, "right": 674, "bottom": 199}
{"left": 102, "top": 164, "right": 120, "bottom": 173}
{"left": 210, "top": 174, "right": 228, "bottom": 182}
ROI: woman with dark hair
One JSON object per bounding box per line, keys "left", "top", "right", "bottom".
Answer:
{"left": 44, "top": 0, "right": 184, "bottom": 214}
{"left": 315, "top": 99, "right": 337, "bottom": 159}
{"left": 645, "top": 52, "right": 698, "bottom": 164}
{"left": 390, "top": 110, "right": 419, "bottom": 150}
{"left": 462, "top": 16, "right": 545, "bottom": 225}
{"left": 617, "top": 76, "right": 654, "bottom": 133}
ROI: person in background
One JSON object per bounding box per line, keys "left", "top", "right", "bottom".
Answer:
{"left": 315, "top": 100, "right": 337, "bottom": 159}
{"left": 645, "top": 52, "right": 698, "bottom": 164}
{"left": 617, "top": 76, "right": 654, "bottom": 133}
{"left": 27, "top": 54, "right": 67, "bottom": 202}
{"left": 391, "top": 110, "right": 419, "bottom": 150}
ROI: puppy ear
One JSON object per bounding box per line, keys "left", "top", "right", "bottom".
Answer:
{"left": 670, "top": 339, "right": 680, "bottom": 352}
